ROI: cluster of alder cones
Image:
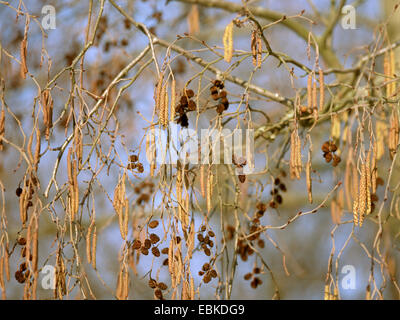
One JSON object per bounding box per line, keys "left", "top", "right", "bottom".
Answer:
{"left": 176, "top": 89, "right": 196, "bottom": 127}
{"left": 210, "top": 80, "right": 229, "bottom": 114}
{"left": 197, "top": 226, "right": 215, "bottom": 257}
{"left": 127, "top": 154, "right": 144, "bottom": 173}
{"left": 269, "top": 178, "right": 286, "bottom": 209}
{"left": 14, "top": 237, "right": 31, "bottom": 284}
{"left": 148, "top": 278, "right": 168, "bottom": 300}
{"left": 244, "top": 267, "right": 263, "bottom": 289}
{"left": 132, "top": 227, "right": 161, "bottom": 257}
{"left": 321, "top": 141, "right": 341, "bottom": 167}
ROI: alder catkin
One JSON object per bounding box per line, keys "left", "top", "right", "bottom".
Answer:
{"left": 170, "top": 79, "right": 176, "bottom": 122}
{"left": 154, "top": 73, "right": 164, "bottom": 112}
{"left": 389, "top": 110, "right": 399, "bottom": 159}
{"left": 206, "top": 167, "right": 213, "bottom": 213}
{"left": 86, "top": 221, "right": 93, "bottom": 264}
{"left": 200, "top": 164, "right": 206, "bottom": 198}
{"left": 312, "top": 76, "right": 317, "bottom": 110}
{"left": 91, "top": 226, "right": 97, "bottom": 269}
{"left": 307, "top": 73, "right": 312, "bottom": 110}
{"left": 20, "top": 38, "right": 28, "bottom": 79}
{"left": 187, "top": 5, "right": 200, "bottom": 35}
{"left": 390, "top": 50, "right": 396, "bottom": 98}
{"left": 223, "top": 22, "right": 233, "bottom": 63}
{"left": 319, "top": 68, "right": 324, "bottom": 111}
{"left": 306, "top": 152, "right": 312, "bottom": 203}
{"left": 159, "top": 82, "right": 168, "bottom": 128}
{"left": 290, "top": 129, "right": 302, "bottom": 179}
{"left": 0, "top": 108, "right": 4, "bottom": 151}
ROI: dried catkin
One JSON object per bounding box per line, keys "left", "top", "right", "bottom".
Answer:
{"left": 0, "top": 257, "right": 4, "bottom": 292}
{"left": 150, "top": 131, "right": 156, "bottom": 177}
{"left": 331, "top": 115, "right": 341, "bottom": 142}
{"left": 389, "top": 110, "right": 399, "bottom": 159}
{"left": 187, "top": 4, "right": 199, "bottom": 35}
{"left": 206, "top": 167, "right": 213, "bottom": 213}
{"left": 170, "top": 79, "right": 176, "bottom": 122}
{"left": 324, "top": 284, "right": 330, "bottom": 300}
{"left": 32, "top": 216, "right": 38, "bottom": 272}
{"left": 251, "top": 30, "right": 262, "bottom": 69}
{"left": 163, "top": 82, "right": 169, "bottom": 128}
{"left": 312, "top": 76, "right": 317, "bottom": 110}
{"left": 353, "top": 155, "right": 372, "bottom": 227}
{"left": 319, "top": 68, "right": 324, "bottom": 111}
{"left": 290, "top": 129, "right": 302, "bottom": 179}
{"left": 223, "top": 22, "right": 233, "bottom": 63}
{"left": 190, "top": 276, "right": 195, "bottom": 300}
{"left": 390, "top": 50, "right": 396, "bottom": 97}
{"left": 307, "top": 73, "right": 312, "bottom": 110}
{"left": 19, "top": 180, "right": 28, "bottom": 226}
{"left": 177, "top": 169, "right": 182, "bottom": 219}
{"left": 182, "top": 192, "right": 189, "bottom": 229}
{"left": 154, "top": 73, "right": 164, "bottom": 112}
{"left": 371, "top": 143, "right": 377, "bottom": 194}
{"left": 159, "top": 82, "right": 168, "bottom": 128}
{"left": 86, "top": 221, "right": 93, "bottom": 264}
{"left": 187, "top": 220, "right": 195, "bottom": 260}
{"left": 20, "top": 37, "right": 28, "bottom": 79}
{"left": 366, "top": 150, "right": 372, "bottom": 215}
{"left": 0, "top": 108, "right": 4, "bottom": 151}
{"left": 74, "top": 126, "right": 83, "bottom": 168}
{"left": 41, "top": 90, "right": 53, "bottom": 140}
{"left": 34, "top": 128, "right": 41, "bottom": 171}
{"left": 67, "top": 147, "right": 78, "bottom": 221}
{"left": 91, "top": 227, "right": 97, "bottom": 269}
{"left": 200, "top": 164, "right": 206, "bottom": 197}
{"left": 4, "top": 245, "right": 9, "bottom": 281}
{"left": 306, "top": 151, "right": 312, "bottom": 203}
{"left": 113, "top": 174, "right": 129, "bottom": 240}
{"left": 376, "top": 120, "right": 387, "bottom": 160}
{"left": 257, "top": 36, "right": 262, "bottom": 68}
{"left": 251, "top": 30, "right": 257, "bottom": 67}
{"left": 384, "top": 51, "right": 390, "bottom": 96}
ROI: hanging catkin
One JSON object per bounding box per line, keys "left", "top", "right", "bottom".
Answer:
{"left": 163, "top": 81, "right": 169, "bottom": 128}
{"left": 390, "top": 50, "right": 396, "bottom": 97}
{"left": 371, "top": 142, "right": 377, "bottom": 194}
{"left": 33, "top": 128, "right": 41, "bottom": 171}
{"left": 307, "top": 73, "right": 312, "bottom": 110}
{"left": 170, "top": 79, "right": 176, "bottom": 122}
{"left": 388, "top": 109, "right": 399, "bottom": 159}
{"left": 206, "top": 166, "right": 213, "bottom": 213}
{"left": 251, "top": 30, "right": 262, "bottom": 69}
{"left": 74, "top": 126, "right": 83, "bottom": 168}
{"left": 353, "top": 153, "right": 371, "bottom": 227}
{"left": 113, "top": 174, "right": 129, "bottom": 240}
{"left": 86, "top": 220, "right": 93, "bottom": 264}
{"left": 187, "top": 5, "right": 200, "bottom": 35}
{"left": 200, "top": 164, "right": 206, "bottom": 197}
{"left": 91, "top": 226, "right": 97, "bottom": 269}
{"left": 177, "top": 168, "right": 183, "bottom": 219}
{"left": 0, "top": 108, "right": 4, "bottom": 151}
{"left": 159, "top": 81, "right": 168, "bottom": 128}
{"left": 67, "top": 147, "right": 78, "bottom": 221}
{"left": 223, "top": 22, "right": 233, "bottom": 63}
{"left": 319, "top": 68, "right": 324, "bottom": 111}
{"left": 312, "top": 75, "right": 317, "bottom": 111}
{"left": 41, "top": 89, "right": 53, "bottom": 140}
{"left": 20, "top": 36, "right": 28, "bottom": 79}
{"left": 290, "top": 128, "right": 302, "bottom": 179}
{"left": 306, "top": 149, "right": 312, "bottom": 203}
{"left": 154, "top": 73, "right": 164, "bottom": 113}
